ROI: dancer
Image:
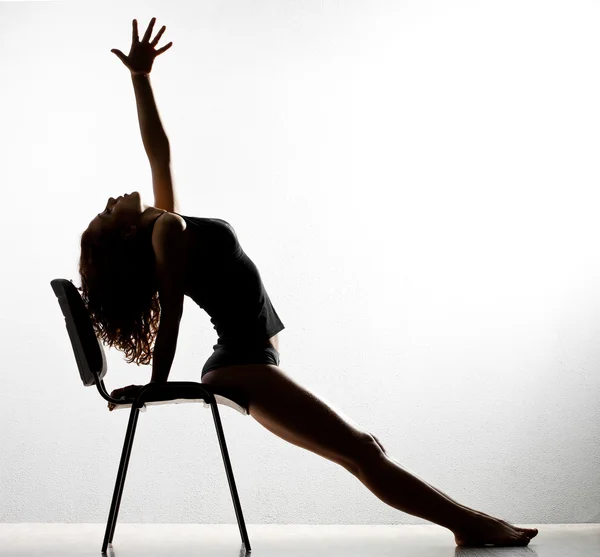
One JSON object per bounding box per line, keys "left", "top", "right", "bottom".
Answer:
{"left": 79, "top": 18, "right": 538, "bottom": 547}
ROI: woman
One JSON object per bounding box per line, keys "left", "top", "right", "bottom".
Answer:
{"left": 79, "top": 18, "right": 538, "bottom": 547}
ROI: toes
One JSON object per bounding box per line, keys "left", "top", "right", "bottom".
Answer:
{"left": 516, "top": 526, "right": 538, "bottom": 538}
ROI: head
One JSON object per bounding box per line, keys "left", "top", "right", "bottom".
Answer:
{"left": 78, "top": 191, "right": 160, "bottom": 366}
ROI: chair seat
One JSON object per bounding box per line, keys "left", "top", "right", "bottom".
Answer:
{"left": 113, "top": 381, "right": 250, "bottom": 416}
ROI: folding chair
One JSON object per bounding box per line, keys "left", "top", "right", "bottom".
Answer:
{"left": 50, "top": 278, "right": 252, "bottom": 555}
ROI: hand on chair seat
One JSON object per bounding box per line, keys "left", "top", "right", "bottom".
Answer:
{"left": 108, "top": 384, "right": 144, "bottom": 411}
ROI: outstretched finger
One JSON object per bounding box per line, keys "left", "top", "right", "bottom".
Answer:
{"left": 132, "top": 19, "right": 139, "bottom": 43}
{"left": 155, "top": 42, "right": 173, "bottom": 56}
{"left": 151, "top": 25, "right": 166, "bottom": 47}
{"left": 143, "top": 17, "right": 156, "bottom": 43}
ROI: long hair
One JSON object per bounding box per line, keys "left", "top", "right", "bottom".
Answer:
{"left": 78, "top": 221, "right": 160, "bottom": 366}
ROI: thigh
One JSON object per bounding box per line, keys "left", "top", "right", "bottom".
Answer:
{"left": 202, "top": 363, "right": 377, "bottom": 473}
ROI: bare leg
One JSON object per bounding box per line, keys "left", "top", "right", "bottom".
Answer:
{"left": 370, "top": 435, "right": 495, "bottom": 521}
{"left": 370, "top": 432, "right": 539, "bottom": 542}
{"left": 202, "top": 364, "right": 538, "bottom": 546}
{"left": 355, "top": 442, "right": 537, "bottom": 546}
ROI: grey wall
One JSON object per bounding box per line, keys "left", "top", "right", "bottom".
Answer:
{"left": 1, "top": 0, "right": 598, "bottom": 524}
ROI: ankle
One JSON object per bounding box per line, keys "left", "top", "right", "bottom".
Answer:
{"left": 448, "top": 507, "right": 486, "bottom": 535}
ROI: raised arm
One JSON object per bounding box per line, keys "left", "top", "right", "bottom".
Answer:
{"left": 131, "top": 73, "right": 178, "bottom": 212}
{"left": 112, "top": 17, "right": 178, "bottom": 212}
{"left": 131, "top": 73, "right": 169, "bottom": 164}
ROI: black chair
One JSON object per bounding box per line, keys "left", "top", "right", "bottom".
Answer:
{"left": 50, "top": 278, "right": 252, "bottom": 555}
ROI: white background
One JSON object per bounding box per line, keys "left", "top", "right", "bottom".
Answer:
{"left": 1, "top": 0, "right": 598, "bottom": 524}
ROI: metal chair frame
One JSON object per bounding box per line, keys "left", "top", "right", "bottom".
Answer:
{"left": 50, "top": 278, "right": 251, "bottom": 555}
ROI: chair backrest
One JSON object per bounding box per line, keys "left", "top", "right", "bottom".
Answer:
{"left": 50, "top": 278, "right": 107, "bottom": 386}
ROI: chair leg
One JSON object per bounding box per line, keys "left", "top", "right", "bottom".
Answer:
{"left": 210, "top": 401, "right": 252, "bottom": 552}
{"left": 101, "top": 405, "right": 141, "bottom": 554}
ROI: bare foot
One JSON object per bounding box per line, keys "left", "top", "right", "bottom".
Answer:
{"left": 454, "top": 515, "right": 539, "bottom": 547}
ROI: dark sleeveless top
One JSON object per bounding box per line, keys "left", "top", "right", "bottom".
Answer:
{"left": 170, "top": 212, "right": 285, "bottom": 347}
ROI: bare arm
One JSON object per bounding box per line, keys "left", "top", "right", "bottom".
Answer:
{"left": 112, "top": 17, "right": 177, "bottom": 210}
{"left": 149, "top": 329, "right": 179, "bottom": 383}
{"left": 131, "top": 73, "right": 170, "bottom": 163}
{"left": 131, "top": 73, "right": 178, "bottom": 211}
{"left": 149, "top": 215, "right": 186, "bottom": 383}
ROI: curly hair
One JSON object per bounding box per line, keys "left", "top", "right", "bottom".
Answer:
{"left": 78, "top": 221, "right": 160, "bottom": 366}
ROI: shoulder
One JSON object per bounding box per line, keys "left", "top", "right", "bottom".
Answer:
{"left": 153, "top": 211, "right": 186, "bottom": 235}
{"left": 152, "top": 212, "right": 187, "bottom": 255}
{"left": 158, "top": 211, "right": 185, "bottom": 228}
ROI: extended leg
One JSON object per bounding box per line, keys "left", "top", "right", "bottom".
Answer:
{"left": 202, "top": 363, "right": 537, "bottom": 546}
{"left": 203, "top": 364, "right": 478, "bottom": 533}
{"left": 370, "top": 433, "right": 486, "bottom": 520}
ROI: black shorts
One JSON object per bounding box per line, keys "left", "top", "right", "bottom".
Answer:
{"left": 201, "top": 342, "right": 280, "bottom": 379}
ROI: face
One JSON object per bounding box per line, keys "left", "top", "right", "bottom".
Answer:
{"left": 87, "top": 191, "right": 143, "bottom": 239}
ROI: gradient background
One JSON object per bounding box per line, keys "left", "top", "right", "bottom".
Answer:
{"left": 1, "top": 0, "right": 598, "bottom": 524}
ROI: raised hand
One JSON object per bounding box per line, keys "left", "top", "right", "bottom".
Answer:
{"left": 111, "top": 17, "right": 173, "bottom": 76}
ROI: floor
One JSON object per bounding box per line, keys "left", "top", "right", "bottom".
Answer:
{"left": 0, "top": 524, "right": 598, "bottom": 557}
